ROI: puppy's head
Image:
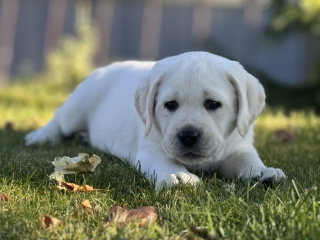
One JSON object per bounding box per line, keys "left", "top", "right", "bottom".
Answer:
{"left": 134, "top": 52, "right": 265, "bottom": 165}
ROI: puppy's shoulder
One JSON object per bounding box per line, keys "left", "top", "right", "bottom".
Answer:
{"left": 225, "top": 124, "right": 256, "bottom": 153}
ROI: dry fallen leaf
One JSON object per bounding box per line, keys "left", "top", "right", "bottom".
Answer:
{"left": 73, "top": 199, "right": 94, "bottom": 219}
{"left": 81, "top": 199, "right": 92, "bottom": 208}
{"left": 104, "top": 204, "right": 157, "bottom": 227}
{"left": 0, "top": 192, "right": 9, "bottom": 201}
{"left": 104, "top": 204, "right": 128, "bottom": 225}
{"left": 57, "top": 182, "right": 80, "bottom": 192}
{"left": 57, "top": 181, "right": 100, "bottom": 192}
{"left": 41, "top": 214, "right": 62, "bottom": 228}
{"left": 273, "top": 129, "right": 293, "bottom": 142}
{"left": 190, "top": 226, "right": 218, "bottom": 240}
{"left": 125, "top": 206, "right": 157, "bottom": 226}
{"left": 78, "top": 185, "right": 95, "bottom": 192}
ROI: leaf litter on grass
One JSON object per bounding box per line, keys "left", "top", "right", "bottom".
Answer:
{"left": 73, "top": 199, "right": 95, "bottom": 219}
{"left": 0, "top": 192, "right": 9, "bottom": 201}
{"left": 272, "top": 129, "right": 293, "bottom": 142}
{"left": 45, "top": 154, "right": 158, "bottom": 229}
{"left": 189, "top": 226, "right": 218, "bottom": 240}
{"left": 49, "top": 153, "right": 102, "bottom": 192}
{"left": 104, "top": 204, "right": 158, "bottom": 227}
{"left": 41, "top": 215, "right": 62, "bottom": 229}
{"left": 56, "top": 181, "right": 100, "bottom": 192}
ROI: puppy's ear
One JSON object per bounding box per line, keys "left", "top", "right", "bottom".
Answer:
{"left": 134, "top": 77, "right": 150, "bottom": 125}
{"left": 228, "top": 62, "right": 266, "bottom": 137}
{"left": 134, "top": 71, "right": 163, "bottom": 137}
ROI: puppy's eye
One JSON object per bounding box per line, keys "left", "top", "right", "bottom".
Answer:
{"left": 164, "top": 101, "right": 178, "bottom": 111}
{"left": 204, "top": 99, "right": 221, "bottom": 110}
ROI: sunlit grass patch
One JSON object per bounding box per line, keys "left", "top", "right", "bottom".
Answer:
{"left": 256, "top": 108, "right": 320, "bottom": 130}
{"left": 0, "top": 79, "right": 68, "bottom": 130}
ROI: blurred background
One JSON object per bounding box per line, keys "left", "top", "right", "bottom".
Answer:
{"left": 0, "top": 0, "right": 320, "bottom": 111}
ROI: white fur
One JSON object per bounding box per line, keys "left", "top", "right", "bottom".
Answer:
{"left": 25, "top": 52, "right": 285, "bottom": 187}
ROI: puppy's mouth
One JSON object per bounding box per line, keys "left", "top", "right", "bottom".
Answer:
{"left": 174, "top": 151, "right": 208, "bottom": 165}
{"left": 163, "top": 143, "right": 211, "bottom": 165}
{"left": 183, "top": 152, "right": 204, "bottom": 159}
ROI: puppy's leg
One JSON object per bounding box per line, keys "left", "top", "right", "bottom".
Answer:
{"left": 215, "top": 147, "right": 286, "bottom": 183}
{"left": 25, "top": 79, "right": 93, "bottom": 145}
{"left": 135, "top": 149, "right": 200, "bottom": 188}
{"left": 25, "top": 114, "right": 62, "bottom": 145}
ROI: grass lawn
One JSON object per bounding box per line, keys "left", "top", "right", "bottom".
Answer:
{"left": 1, "top": 80, "right": 320, "bottom": 239}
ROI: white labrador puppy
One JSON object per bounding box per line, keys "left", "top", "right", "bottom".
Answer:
{"left": 25, "top": 52, "right": 285, "bottom": 187}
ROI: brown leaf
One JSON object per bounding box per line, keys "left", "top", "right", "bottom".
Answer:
{"left": 78, "top": 185, "right": 95, "bottom": 192}
{"left": 41, "top": 214, "right": 62, "bottom": 228}
{"left": 104, "top": 204, "right": 128, "bottom": 226}
{"left": 0, "top": 193, "right": 9, "bottom": 201}
{"left": 57, "top": 181, "right": 100, "bottom": 192}
{"left": 190, "top": 226, "right": 218, "bottom": 240}
{"left": 126, "top": 206, "right": 158, "bottom": 226}
{"left": 104, "top": 204, "right": 157, "bottom": 227}
{"left": 57, "top": 182, "right": 80, "bottom": 192}
{"left": 273, "top": 129, "right": 293, "bottom": 142}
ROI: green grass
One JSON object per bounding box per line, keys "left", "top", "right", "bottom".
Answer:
{"left": 1, "top": 81, "right": 320, "bottom": 239}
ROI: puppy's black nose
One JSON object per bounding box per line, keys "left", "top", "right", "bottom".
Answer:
{"left": 178, "top": 129, "right": 200, "bottom": 148}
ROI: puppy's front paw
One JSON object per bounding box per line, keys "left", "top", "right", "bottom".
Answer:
{"left": 156, "top": 171, "right": 200, "bottom": 188}
{"left": 240, "top": 166, "right": 286, "bottom": 184}
{"left": 261, "top": 167, "right": 286, "bottom": 184}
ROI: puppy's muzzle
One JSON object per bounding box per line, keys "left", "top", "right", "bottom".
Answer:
{"left": 178, "top": 127, "right": 201, "bottom": 148}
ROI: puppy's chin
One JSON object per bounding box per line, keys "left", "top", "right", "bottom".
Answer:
{"left": 162, "top": 142, "right": 215, "bottom": 165}
{"left": 175, "top": 152, "right": 211, "bottom": 166}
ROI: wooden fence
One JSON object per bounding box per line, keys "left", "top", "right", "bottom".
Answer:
{"left": 0, "top": 0, "right": 317, "bottom": 86}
